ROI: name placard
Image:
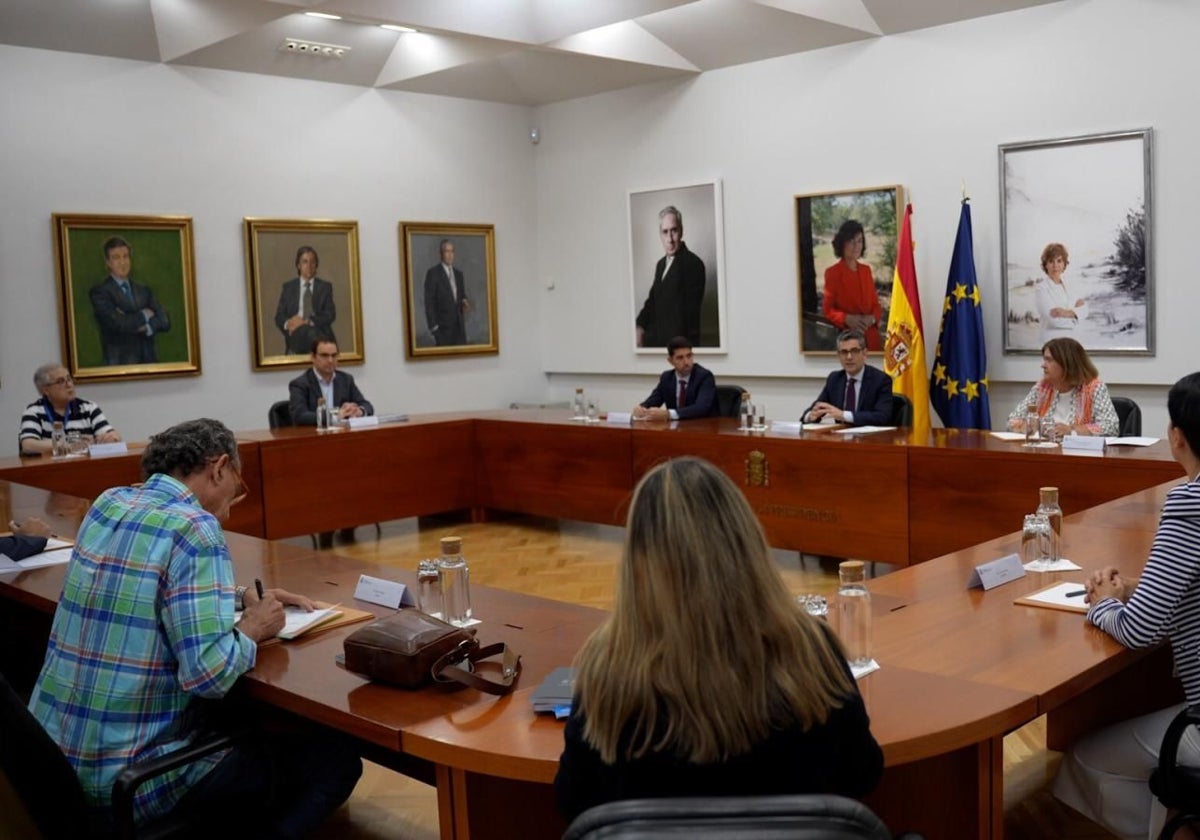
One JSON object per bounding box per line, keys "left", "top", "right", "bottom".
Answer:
{"left": 353, "top": 574, "right": 416, "bottom": 609}
{"left": 770, "top": 420, "right": 802, "bottom": 434}
{"left": 346, "top": 416, "right": 381, "bottom": 430}
{"left": 88, "top": 442, "right": 129, "bottom": 458}
{"left": 606, "top": 411, "right": 632, "bottom": 425}
{"left": 1062, "top": 434, "right": 1106, "bottom": 453}
{"left": 967, "top": 553, "right": 1026, "bottom": 591}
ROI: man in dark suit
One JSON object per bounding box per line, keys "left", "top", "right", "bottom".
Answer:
{"left": 423, "top": 239, "right": 470, "bottom": 346}
{"left": 803, "top": 329, "right": 893, "bottom": 426}
{"left": 635, "top": 205, "right": 706, "bottom": 347}
{"left": 288, "top": 339, "right": 373, "bottom": 425}
{"left": 632, "top": 336, "right": 719, "bottom": 421}
{"left": 89, "top": 236, "right": 171, "bottom": 365}
{"left": 274, "top": 245, "right": 336, "bottom": 355}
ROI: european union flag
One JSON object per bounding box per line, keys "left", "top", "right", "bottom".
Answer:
{"left": 930, "top": 201, "right": 990, "bottom": 429}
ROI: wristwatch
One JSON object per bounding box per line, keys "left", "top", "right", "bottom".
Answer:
{"left": 235, "top": 585, "right": 248, "bottom": 611}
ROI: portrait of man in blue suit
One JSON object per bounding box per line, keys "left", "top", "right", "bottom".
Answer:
{"left": 88, "top": 236, "right": 171, "bottom": 365}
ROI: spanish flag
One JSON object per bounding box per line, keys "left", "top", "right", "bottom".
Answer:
{"left": 883, "top": 204, "right": 931, "bottom": 437}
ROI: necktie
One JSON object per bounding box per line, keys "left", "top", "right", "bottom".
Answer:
{"left": 845, "top": 378, "right": 857, "bottom": 413}
{"left": 120, "top": 282, "right": 134, "bottom": 303}
{"left": 302, "top": 282, "right": 313, "bottom": 319}
{"left": 677, "top": 379, "right": 688, "bottom": 408}
{"left": 447, "top": 267, "right": 457, "bottom": 301}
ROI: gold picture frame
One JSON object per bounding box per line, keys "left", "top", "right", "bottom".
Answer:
{"left": 52, "top": 213, "right": 201, "bottom": 382}
{"left": 243, "top": 218, "right": 365, "bottom": 370}
{"left": 400, "top": 222, "right": 499, "bottom": 359}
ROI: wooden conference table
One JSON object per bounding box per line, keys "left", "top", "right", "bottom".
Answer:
{"left": 0, "top": 410, "right": 1184, "bottom": 566}
{"left": 0, "top": 472, "right": 1186, "bottom": 840}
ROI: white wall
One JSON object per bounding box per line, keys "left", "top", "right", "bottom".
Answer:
{"left": 533, "top": 0, "right": 1197, "bottom": 436}
{"left": 0, "top": 45, "right": 546, "bottom": 455}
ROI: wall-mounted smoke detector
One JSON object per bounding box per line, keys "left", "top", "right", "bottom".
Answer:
{"left": 279, "top": 38, "right": 350, "bottom": 58}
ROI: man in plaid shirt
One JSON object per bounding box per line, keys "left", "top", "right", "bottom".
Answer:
{"left": 29, "top": 418, "right": 361, "bottom": 836}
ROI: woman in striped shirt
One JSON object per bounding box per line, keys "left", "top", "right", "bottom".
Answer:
{"left": 1053, "top": 372, "right": 1200, "bottom": 839}
{"left": 19, "top": 363, "right": 121, "bottom": 455}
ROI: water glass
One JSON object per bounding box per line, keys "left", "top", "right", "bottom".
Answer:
{"left": 1040, "top": 416, "right": 1059, "bottom": 444}
{"left": 755, "top": 403, "right": 767, "bottom": 431}
{"left": 65, "top": 431, "right": 85, "bottom": 456}
{"left": 586, "top": 401, "right": 598, "bottom": 423}
{"left": 1020, "top": 513, "right": 1052, "bottom": 566}
{"left": 1024, "top": 409, "right": 1040, "bottom": 443}
{"left": 797, "top": 594, "right": 828, "bottom": 619}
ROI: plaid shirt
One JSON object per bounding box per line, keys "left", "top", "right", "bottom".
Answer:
{"left": 29, "top": 473, "right": 256, "bottom": 824}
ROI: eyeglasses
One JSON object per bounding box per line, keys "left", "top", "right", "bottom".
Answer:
{"left": 837, "top": 347, "right": 865, "bottom": 357}
{"left": 49, "top": 375, "right": 74, "bottom": 386}
{"left": 229, "top": 463, "right": 249, "bottom": 508}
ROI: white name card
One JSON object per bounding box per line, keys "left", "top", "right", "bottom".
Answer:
{"left": 353, "top": 574, "right": 415, "bottom": 609}
{"left": 1062, "top": 434, "right": 1106, "bottom": 453}
{"left": 770, "top": 421, "right": 802, "bottom": 434}
{"left": 346, "top": 415, "right": 380, "bottom": 430}
{"left": 606, "top": 411, "right": 632, "bottom": 425}
{"left": 88, "top": 442, "right": 129, "bottom": 458}
{"left": 967, "top": 552, "right": 1026, "bottom": 591}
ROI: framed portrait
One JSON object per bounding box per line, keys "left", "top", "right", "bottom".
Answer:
{"left": 400, "top": 222, "right": 498, "bottom": 359}
{"left": 628, "top": 180, "right": 726, "bottom": 354}
{"left": 795, "top": 185, "right": 903, "bottom": 354}
{"left": 1000, "top": 128, "right": 1153, "bottom": 355}
{"left": 52, "top": 213, "right": 201, "bottom": 382}
{"left": 244, "top": 218, "right": 365, "bottom": 370}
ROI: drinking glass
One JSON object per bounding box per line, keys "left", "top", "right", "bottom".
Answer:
{"left": 1021, "top": 513, "right": 1052, "bottom": 567}
{"left": 1024, "top": 409, "right": 1040, "bottom": 443}
{"left": 1040, "top": 416, "right": 1059, "bottom": 444}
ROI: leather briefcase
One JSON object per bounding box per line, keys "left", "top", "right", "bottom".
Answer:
{"left": 342, "top": 609, "right": 521, "bottom": 694}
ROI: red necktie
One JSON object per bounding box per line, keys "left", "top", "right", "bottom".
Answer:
{"left": 845, "top": 378, "right": 857, "bottom": 413}
{"left": 677, "top": 379, "right": 688, "bottom": 408}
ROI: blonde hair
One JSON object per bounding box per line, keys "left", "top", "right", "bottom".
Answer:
{"left": 574, "top": 457, "right": 855, "bottom": 764}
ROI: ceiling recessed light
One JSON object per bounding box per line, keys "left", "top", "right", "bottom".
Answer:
{"left": 305, "top": 12, "right": 342, "bottom": 20}
{"left": 380, "top": 24, "right": 416, "bottom": 33}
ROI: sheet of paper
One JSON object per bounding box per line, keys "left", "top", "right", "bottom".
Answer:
{"left": 1104, "top": 436, "right": 1160, "bottom": 447}
{"left": 850, "top": 659, "right": 880, "bottom": 680}
{"left": 1022, "top": 581, "right": 1089, "bottom": 609}
{"left": 832, "top": 426, "right": 896, "bottom": 435}
{"left": 9, "top": 545, "right": 74, "bottom": 570}
{"left": 277, "top": 605, "right": 341, "bottom": 640}
{"left": 990, "top": 431, "right": 1026, "bottom": 441}
{"left": 1023, "top": 558, "right": 1083, "bottom": 572}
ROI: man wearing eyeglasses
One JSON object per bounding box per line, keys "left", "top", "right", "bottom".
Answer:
{"left": 287, "top": 338, "right": 373, "bottom": 425}
{"left": 802, "top": 329, "right": 893, "bottom": 426}
{"left": 29, "top": 418, "right": 362, "bottom": 835}
{"left": 19, "top": 363, "right": 122, "bottom": 455}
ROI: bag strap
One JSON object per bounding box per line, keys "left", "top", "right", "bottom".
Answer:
{"left": 432, "top": 640, "right": 522, "bottom": 695}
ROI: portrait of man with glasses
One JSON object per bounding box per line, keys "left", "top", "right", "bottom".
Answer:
{"left": 18, "top": 362, "right": 123, "bottom": 455}
{"left": 802, "top": 329, "right": 894, "bottom": 426}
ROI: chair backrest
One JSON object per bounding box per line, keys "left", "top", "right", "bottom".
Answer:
{"left": 890, "top": 394, "right": 913, "bottom": 427}
{"left": 1111, "top": 396, "right": 1142, "bottom": 437}
{"left": 715, "top": 385, "right": 748, "bottom": 419}
{"left": 0, "top": 672, "right": 92, "bottom": 839}
{"left": 268, "top": 400, "right": 293, "bottom": 430}
{"left": 564, "top": 795, "right": 896, "bottom": 840}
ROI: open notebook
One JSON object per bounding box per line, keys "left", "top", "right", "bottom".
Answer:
{"left": 237, "top": 600, "right": 373, "bottom": 643}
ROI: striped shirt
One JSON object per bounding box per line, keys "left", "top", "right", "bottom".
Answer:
{"left": 19, "top": 397, "right": 113, "bottom": 443}
{"left": 28, "top": 474, "right": 256, "bottom": 824}
{"left": 1088, "top": 476, "right": 1200, "bottom": 704}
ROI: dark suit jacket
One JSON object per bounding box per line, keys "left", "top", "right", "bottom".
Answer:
{"left": 288, "top": 369, "right": 374, "bottom": 426}
{"left": 804, "top": 364, "right": 893, "bottom": 426}
{"left": 635, "top": 243, "right": 706, "bottom": 347}
{"left": 640, "top": 363, "right": 719, "bottom": 419}
{"left": 274, "top": 277, "right": 336, "bottom": 354}
{"left": 0, "top": 535, "right": 47, "bottom": 561}
{"left": 89, "top": 276, "right": 171, "bottom": 365}
{"left": 424, "top": 264, "right": 468, "bottom": 346}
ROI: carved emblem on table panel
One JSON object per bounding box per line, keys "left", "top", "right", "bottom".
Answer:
{"left": 745, "top": 450, "right": 769, "bottom": 487}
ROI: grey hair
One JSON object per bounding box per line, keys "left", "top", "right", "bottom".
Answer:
{"left": 658, "top": 205, "right": 683, "bottom": 228}
{"left": 836, "top": 329, "right": 867, "bottom": 349}
{"left": 141, "top": 418, "right": 239, "bottom": 480}
{"left": 33, "top": 363, "right": 63, "bottom": 389}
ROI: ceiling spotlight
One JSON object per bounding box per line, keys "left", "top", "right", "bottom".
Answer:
{"left": 305, "top": 12, "right": 342, "bottom": 20}
{"left": 279, "top": 38, "right": 351, "bottom": 59}
{"left": 380, "top": 24, "right": 416, "bottom": 33}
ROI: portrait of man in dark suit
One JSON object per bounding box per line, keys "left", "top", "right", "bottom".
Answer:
{"left": 423, "top": 239, "right": 471, "bottom": 346}
{"left": 635, "top": 205, "right": 705, "bottom": 348}
{"left": 274, "top": 245, "right": 337, "bottom": 355}
{"left": 88, "top": 236, "right": 171, "bottom": 365}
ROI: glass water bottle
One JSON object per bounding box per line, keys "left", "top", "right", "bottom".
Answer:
{"left": 437, "top": 536, "right": 472, "bottom": 626}
{"left": 1037, "top": 486, "right": 1063, "bottom": 563}
{"left": 837, "top": 560, "right": 872, "bottom": 668}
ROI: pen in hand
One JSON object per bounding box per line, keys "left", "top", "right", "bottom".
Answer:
{"left": 255, "top": 578, "right": 265, "bottom": 600}
{"left": 1065, "top": 589, "right": 1087, "bottom": 598}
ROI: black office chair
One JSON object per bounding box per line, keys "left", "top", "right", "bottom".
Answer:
{"left": 715, "top": 385, "right": 748, "bottom": 419}
{"left": 890, "top": 394, "right": 913, "bottom": 428}
{"left": 0, "top": 671, "right": 244, "bottom": 840}
{"left": 1149, "top": 704, "right": 1200, "bottom": 839}
{"left": 268, "top": 400, "right": 292, "bottom": 430}
{"left": 1111, "top": 396, "right": 1142, "bottom": 437}
{"left": 563, "top": 795, "right": 922, "bottom": 840}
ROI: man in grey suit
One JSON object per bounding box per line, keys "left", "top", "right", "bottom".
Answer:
{"left": 89, "top": 236, "right": 171, "bottom": 365}
{"left": 288, "top": 339, "right": 373, "bottom": 425}
{"left": 274, "top": 245, "right": 337, "bottom": 355}
{"left": 423, "top": 239, "right": 470, "bottom": 346}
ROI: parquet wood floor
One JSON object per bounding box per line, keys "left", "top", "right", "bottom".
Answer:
{"left": 299, "top": 514, "right": 1118, "bottom": 840}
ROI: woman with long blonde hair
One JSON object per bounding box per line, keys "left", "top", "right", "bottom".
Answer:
{"left": 555, "top": 457, "right": 882, "bottom": 821}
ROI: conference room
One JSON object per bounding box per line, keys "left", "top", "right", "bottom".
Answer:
{"left": 2, "top": 1, "right": 1196, "bottom": 838}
